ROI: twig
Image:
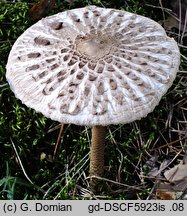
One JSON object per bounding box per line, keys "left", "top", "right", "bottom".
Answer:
{"left": 181, "top": 53, "right": 187, "bottom": 61}
{"left": 145, "top": 4, "right": 172, "bottom": 13}
{"left": 53, "top": 123, "right": 64, "bottom": 160}
{"left": 178, "top": 0, "right": 182, "bottom": 43}
{"left": 0, "top": 83, "right": 8, "bottom": 88}
{"left": 180, "top": 7, "right": 187, "bottom": 44}
{"left": 47, "top": 123, "right": 61, "bottom": 133}
{"left": 178, "top": 44, "right": 187, "bottom": 49}
{"left": 10, "top": 138, "right": 34, "bottom": 185}
{"left": 159, "top": 0, "right": 166, "bottom": 22}
{"left": 86, "top": 175, "right": 144, "bottom": 191}
{"left": 150, "top": 136, "right": 187, "bottom": 152}
{"left": 178, "top": 71, "right": 187, "bottom": 74}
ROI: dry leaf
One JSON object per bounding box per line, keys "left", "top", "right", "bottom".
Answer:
{"left": 156, "top": 183, "right": 183, "bottom": 200}
{"left": 156, "top": 190, "right": 178, "bottom": 200}
{"left": 29, "top": 0, "right": 56, "bottom": 22}
{"left": 147, "top": 158, "right": 170, "bottom": 178}
{"left": 164, "top": 164, "right": 187, "bottom": 183}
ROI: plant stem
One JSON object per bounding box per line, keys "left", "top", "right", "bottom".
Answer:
{"left": 89, "top": 125, "right": 106, "bottom": 189}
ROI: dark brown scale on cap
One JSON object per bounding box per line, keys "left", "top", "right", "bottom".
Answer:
{"left": 84, "top": 11, "right": 89, "bottom": 18}
{"left": 97, "top": 66, "right": 104, "bottom": 73}
{"left": 89, "top": 74, "right": 97, "bottom": 81}
{"left": 27, "top": 52, "right": 41, "bottom": 58}
{"left": 52, "top": 22, "right": 63, "bottom": 30}
{"left": 34, "top": 37, "right": 50, "bottom": 46}
{"left": 61, "top": 48, "right": 69, "bottom": 53}
{"left": 60, "top": 103, "right": 69, "bottom": 113}
{"left": 79, "top": 61, "right": 86, "bottom": 68}
{"left": 76, "top": 72, "right": 84, "bottom": 80}
{"left": 70, "top": 69, "right": 76, "bottom": 75}
{"left": 97, "top": 82, "right": 105, "bottom": 95}
{"left": 63, "top": 55, "right": 70, "bottom": 61}
{"left": 50, "top": 63, "right": 59, "bottom": 70}
{"left": 84, "top": 86, "right": 90, "bottom": 96}
{"left": 68, "top": 59, "right": 77, "bottom": 66}
{"left": 39, "top": 71, "right": 47, "bottom": 79}
{"left": 46, "top": 58, "right": 56, "bottom": 63}
{"left": 93, "top": 10, "right": 100, "bottom": 16}
{"left": 109, "top": 79, "right": 117, "bottom": 90}
{"left": 26, "top": 64, "right": 40, "bottom": 71}
{"left": 107, "top": 66, "right": 115, "bottom": 72}
{"left": 88, "top": 62, "right": 96, "bottom": 70}
{"left": 68, "top": 83, "right": 78, "bottom": 93}
{"left": 104, "top": 56, "right": 113, "bottom": 63}
{"left": 57, "top": 70, "right": 66, "bottom": 77}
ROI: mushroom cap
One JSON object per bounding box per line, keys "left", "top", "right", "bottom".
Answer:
{"left": 6, "top": 6, "right": 180, "bottom": 126}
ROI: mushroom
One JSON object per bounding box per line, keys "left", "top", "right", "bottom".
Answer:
{"left": 6, "top": 6, "right": 180, "bottom": 190}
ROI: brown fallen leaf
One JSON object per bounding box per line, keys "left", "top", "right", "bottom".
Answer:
{"left": 29, "top": 0, "right": 56, "bottom": 22}
{"left": 156, "top": 190, "right": 178, "bottom": 200}
{"left": 155, "top": 151, "right": 187, "bottom": 200}
{"left": 156, "top": 183, "right": 183, "bottom": 200}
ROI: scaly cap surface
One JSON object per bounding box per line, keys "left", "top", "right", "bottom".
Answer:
{"left": 6, "top": 6, "right": 180, "bottom": 126}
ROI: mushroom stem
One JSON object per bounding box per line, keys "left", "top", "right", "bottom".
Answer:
{"left": 89, "top": 125, "right": 106, "bottom": 187}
